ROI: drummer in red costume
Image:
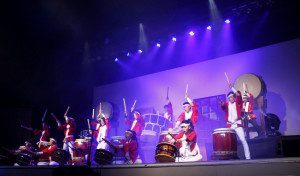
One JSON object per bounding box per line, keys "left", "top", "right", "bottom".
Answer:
{"left": 175, "top": 93, "right": 198, "bottom": 129}
{"left": 31, "top": 138, "right": 59, "bottom": 166}
{"left": 171, "top": 120, "right": 202, "bottom": 162}
{"left": 52, "top": 112, "right": 76, "bottom": 160}
{"left": 116, "top": 130, "right": 142, "bottom": 164}
{"left": 125, "top": 111, "right": 145, "bottom": 140}
{"left": 242, "top": 83, "right": 264, "bottom": 138}
{"left": 220, "top": 81, "right": 251, "bottom": 159}
{"left": 34, "top": 122, "right": 50, "bottom": 150}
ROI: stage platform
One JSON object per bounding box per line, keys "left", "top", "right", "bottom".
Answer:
{"left": 1, "top": 157, "right": 300, "bottom": 176}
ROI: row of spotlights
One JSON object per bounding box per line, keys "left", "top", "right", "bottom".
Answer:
{"left": 115, "top": 19, "right": 231, "bottom": 62}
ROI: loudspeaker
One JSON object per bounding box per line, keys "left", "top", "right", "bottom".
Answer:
{"left": 281, "top": 135, "right": 300, "bottom": 157}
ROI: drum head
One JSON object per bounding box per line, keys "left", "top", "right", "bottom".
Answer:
{"left": 234, "top": 73, "right": 265, "bottom": 98}
{"left": 94, "top": 149, "right": 113, "bottom": 165}
{"left": 213, "top": 128, "right": 236, "bottom": 134}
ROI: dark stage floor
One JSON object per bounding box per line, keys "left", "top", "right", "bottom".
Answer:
{"left": 1, "top": 157, "right": 300, "bottom": 176}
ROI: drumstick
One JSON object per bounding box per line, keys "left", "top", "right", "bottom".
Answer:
{"left": 99, "top": 102, "right": 102, "bottom": 115}
{"left": 64, "top": 106, "right": 70, "bottom": 117}
{"left": 92, "top": 109, "right": 95, "bottom": 119}
{"left": 123, "top": 98, "right": 127, "bottom": 115}
{"left": 50, "top": 113, "right": 59, "bottom": 121}
{"left": 185, "top": 84, "right": 189, "bottom": 95}
{"left": 87, "top": 119, "right": 91, "bottom": 131}
{"left": 167, "top": 132, "right": 177, "bottom": 140}
{"left": 166, "top": 87, "right": 169, "bottom": 99}
{"left": 41, "top": 109, "right": 47, "bottom": 122}
{"left": 102, "top": 138, "right": 117, "bottom": 150}
{"left": 130, "top": 100, "right": 137, "bottom": 112}
{"left": 224, "top": 72, "right": 230, "bottom": 84}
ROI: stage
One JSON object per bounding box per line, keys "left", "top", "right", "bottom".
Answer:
{"left": 1, "top": 157, "right": 300, "bottom": 176}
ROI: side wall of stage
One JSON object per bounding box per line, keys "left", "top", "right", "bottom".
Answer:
{"left": 94, "top": 38, "right": 300, "bottom": 136}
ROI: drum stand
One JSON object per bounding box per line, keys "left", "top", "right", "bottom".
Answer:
{"left": 86, "top": 129, "right": 95, "bottom": 167}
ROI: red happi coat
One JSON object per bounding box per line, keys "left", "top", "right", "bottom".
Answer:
{"left": 177, "top": 101, "right": 199, "bottom": 126}
{"left": 39, "top": 145, "right": 58, "bottom": 161}
{"left": 221, "top": 91, "right": 243, "bottom": 127}
{"left": 58, "top": 119, "right": 76, "bottom": 142}
{"left": 174, "top": 130, "right": 197, "bottom": 151}
{"left": 125, "top": 115, "right": 145, "bottom": 137}
{"left": 123, "top": 139, "right": 139, "bottom": 163}
{"left": 242, "top": 93, "right": 256, "bottom": 119}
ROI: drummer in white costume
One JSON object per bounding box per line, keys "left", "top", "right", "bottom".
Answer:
{"left": 171, "top": 120, "right": 202, "bottom": 162}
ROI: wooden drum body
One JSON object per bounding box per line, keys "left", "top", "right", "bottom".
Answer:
{"left": 212, "top": 128, "right": 238, "bottom": 160}
{"left": 155, "top": 143, "right": 178, "bottom": 163}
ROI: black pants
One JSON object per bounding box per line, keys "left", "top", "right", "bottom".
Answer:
{"left": 243, "top": 116, "right": 263, "bottom": 138}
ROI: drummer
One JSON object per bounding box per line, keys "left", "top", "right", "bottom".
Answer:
{"left": 116, "top": 130, "right": 142, "bottom": 164}
{"left": 125, "top": 111, "right": 145, "bottom": 140}
{"left": 242, "top": 85, "right": 264, "bottom": 138}
{"left": 171, "top": 120, "right": 202, "bottom": 162}
{"left": 32, "top": 138, "right": 59, "bottom": 166}
{"left": 175, "top": 93, "right": 198, "bottom": 129}
{"left": 163, "top": 96, "right": 174, "bottom": 130}
{"left": 14, "top": 141, "right": 36, "bottom": 166}
{"left": 220, "top": 82, "right": 251, "bottom": 159}
{"left": 96, "top": 117, "right": 109, "bottom": 149}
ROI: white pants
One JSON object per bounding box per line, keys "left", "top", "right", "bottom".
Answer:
{"left": 176, "top": 143, "right": 202, "bottom": 162}
{"left": 231, "top": 126, "right": 251, "bottom": 159}
{"left": 37, "top": 161, "right": 59, "bottom": 166}
{"left": 63, "top": 141, "right": 74, "bottom": 160}
{"left": 97, "top": 140, "right": 108, "bottom": 150}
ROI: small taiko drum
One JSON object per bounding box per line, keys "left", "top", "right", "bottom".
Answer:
{"left": 94, "top": 149, "right": 114, "bottom": 165}
{"left": 212, "top": 128, "right": 237, "bottom": 160}
{"left": 74, "top": 139, "right": 91, "bottom": 157}
{"left": 155, "top": 143, "right": 178, "bottom": 163}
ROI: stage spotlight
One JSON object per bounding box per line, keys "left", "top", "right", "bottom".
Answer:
{"left": 172, "top": 37, "right": 177, "bottom": 42}
{"left": 138, "top": 49, "right": 143, "bottom": 53}
{"left": 126, "top": 52, "right": 130, "bottom": 56}
{"left": 115, "top": 58, "right": 119, "bottom": 62}
{"left": 206, "top": 26, "right": 212, "bottom": 30}
{"left": 156, "top": 43, "right": 161, "bottom": 47}
{"left": 189, "top": 31, "right": 195, "bottom": 36}
{"left": 225, "top": 19, "right": 231, "bottom": 24}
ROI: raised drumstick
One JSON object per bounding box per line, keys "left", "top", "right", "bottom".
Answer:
{"left": 130, "top": 100, "right": 137, "bottom": 112}
{"left": 185, "top": 84, "right": 189, "bottom": 96}
{"left": 123, "top": 98, "right": 127, "bottom": 115}
{"left": 64, "top": 106, "right": 70, "bottom": 117}
{"left": 92, "top": 109, "right": 95, "bottom": 119}
{"left": 87, "top": 119, "right": 91, "bottom": 131}
{"left": 224, "top": 72, "right": 230, "bottom": 84}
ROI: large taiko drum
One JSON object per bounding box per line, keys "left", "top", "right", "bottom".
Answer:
{"left": 155, "top": 143, "right": 178, "bottom": 163}
{"left": 234, "top": 73, "right": 266, "bottom": 99}
{"left": 16, "top": 153, "right": 33, "bottom": 166}
{"left": 109, "top": 136, "right": 125, "bottom": 164}
{"left": 212, "top": 128, "right": 238, "bottom": 160}
{"left": 51, "top": 149, "right": 70, "bottom": 165}
{"left": 94, "top": 149, "right": 114, "bottom": 165}
{"left": 73, "top": 139, "right": 91, "bottom": 157}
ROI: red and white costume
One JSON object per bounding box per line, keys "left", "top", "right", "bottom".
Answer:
{"left": 34, "top": 128, "right": 50, "bottom": 150}
{"left": 221, "top": 88, "right": 251, "bottom": 159}
{"left": 242, "top": 93, "right": 256, "bottom": 119}
{"left": 96, "top": 123, "right": 109, "bottom": 149}
{"left": 121, "top": 139, "right": 142, "bottom": 164}
{"left": 176, "top": 101, "right": 199, "bottom": 126}
{"left": 57, "top": 117, "right": 76, "bottom": 159}
{"left": 125, "top": 114, "right": 145, "bottom": 139}
{"left": 37, "top": 145, "right": 58, "bottom": 166}
{"left": 174, "top": 130, "right": 202, "bottom": 162}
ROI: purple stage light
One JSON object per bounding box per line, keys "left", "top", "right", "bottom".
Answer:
{"left": 206, "top": 26, "right": 212, "bottom": 30}
{"left": 156, "top": 43, "right": 161, "bottom": 47}
{"left": 126, "top": 52, "right": 130, "bottom": 56}
{"left": 189, "top": 31, "right": 195, "bottom": 36}
{"left": 225, "top": 19, "right": 231, "bottom": 24}
{"left": 115, "top": 58, "right": 119, "bottom": 62}
{"left": 138, "top": 49, "right": 143, "bottom": 53}
{"left": 172, "top": 37, "right": 177, "bottom": 42}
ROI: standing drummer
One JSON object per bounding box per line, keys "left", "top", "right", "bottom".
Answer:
{"left": 242, "top": 83, "right": 264, "bottom": 138}
{"left": 96, "top": 117, "right": 109, "bottom": 149}
{"left": 171, "top": 120, "right": 202, "bottom": 162}
{"left": 175, "top": 92, "right": 199, "bottom": 129}
{"left": 220, "top": 78, "right": 251, "bottom": 160}
{"left": 125, "top": 111, "right": 145, "bottom": 140}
